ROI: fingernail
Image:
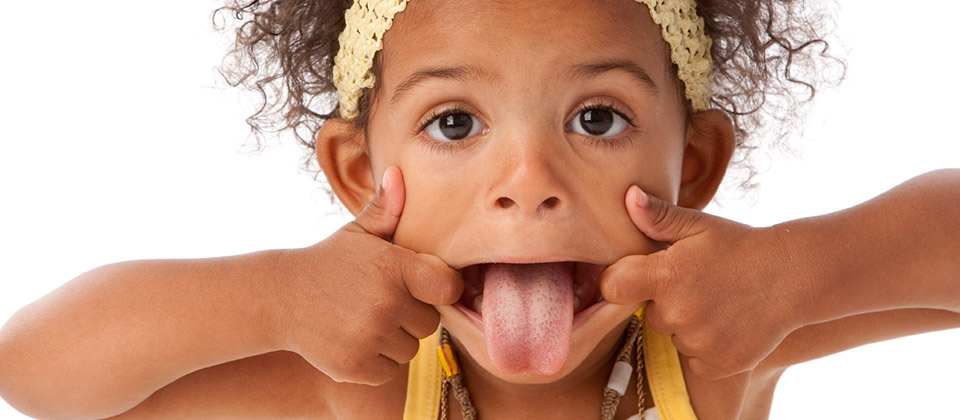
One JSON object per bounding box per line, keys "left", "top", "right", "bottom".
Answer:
{"left": 380, "top": 170, "right": 390, "bottom": 192}
{"left": 633, "top": 186, "right": 649, "bottom": 208}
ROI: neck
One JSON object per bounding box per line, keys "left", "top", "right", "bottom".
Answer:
{"left": 447, "top": 318, "right": 646, "bottom": 420}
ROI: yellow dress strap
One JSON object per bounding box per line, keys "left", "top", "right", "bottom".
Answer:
{"left": 639, "top": 308, "right": 698, "bottom": 420}
{"left": 403, "top": 332, "right": 442, "bottom": 420}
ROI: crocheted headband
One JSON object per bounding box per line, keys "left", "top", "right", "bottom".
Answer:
{"left": 333, "top": 0, "right": 713, "bottom": 120}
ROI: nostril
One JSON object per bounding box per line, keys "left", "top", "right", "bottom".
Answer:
{"left": 541, "top": 196, "right": 560, "bottom": 210}
{"left": 496, "top": 197, "right": 516, "bottom": 209}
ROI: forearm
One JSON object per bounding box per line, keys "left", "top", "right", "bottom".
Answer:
{"left": 0, "top": 250, "right": 289, "bottom": 420}
{"left": 761, "top": 307, "right": 960, "bottom": 370}
{"left": 758, "top": 169, "right": 960, "bottom": 369}
{"left": 778, "top": 169, "right": 960, "bottom": 325}
{"left": 106, "top": 351, "right": 330, "bottom": 420}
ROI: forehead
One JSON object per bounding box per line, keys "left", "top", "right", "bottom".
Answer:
{"left": 379, "top": 0, "right": 674, "bottom": 96}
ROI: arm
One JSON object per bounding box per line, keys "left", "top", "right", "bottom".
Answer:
{"left": 761, "top": 307, "right": 960, "bottom": 370}
{"left": 106, "top": 351, "right": 331, "bottom": 420}
{"left": 760, "top": 168, "right": 960, "bottom": 368}
{"left": 105, "top": 350, "right": 407, "bottom": 420}
{"left": 601, "top": 169, "right": 960, "bottom": 378}
{"left": 778, "top": 168, "right": 960, "bottom": 319}
{"left": 0, "top": 167, "right": 460, "bottom": 420}
{"left": 0, "top": 252, "right": 287, "bottom": 420}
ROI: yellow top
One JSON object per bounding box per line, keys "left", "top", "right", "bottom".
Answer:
{"left": 403, "top": 309, "right": 697, "bottom": 420}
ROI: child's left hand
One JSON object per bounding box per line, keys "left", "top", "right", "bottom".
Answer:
{"left": 601, "top": 186, "right": 804, "bottom": 380}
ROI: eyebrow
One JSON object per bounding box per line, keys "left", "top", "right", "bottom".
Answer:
{"left": 389, "top": 65, "right": 495, "bottom": 106}
{"left": 388, "top": 59, "right": 659, "bottom": 106}
{"left": 562, "top": 59, "right": 660, "bottom": 96}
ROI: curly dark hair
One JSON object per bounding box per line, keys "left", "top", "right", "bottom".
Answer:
{"left": 215, "top": 0, "right": 843, "bottom": 188}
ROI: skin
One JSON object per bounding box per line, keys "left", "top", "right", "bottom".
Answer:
{"left": 316, "top": 0, "right": 740, "bottom": 417}
{"left": 603, "top": 170, "right": 960, "bottom": 380}
{"left": 1, "top": 0, "right": 958, "bottom": 420}
{"left": 374, "top": 0, "right": 724, "bottom": 386}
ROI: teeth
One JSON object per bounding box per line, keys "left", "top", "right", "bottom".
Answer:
{"left": 466, "top": 281, "right": 482, "bottom": 295}
{"left": 473, "top": 294, "right": 484, "bottom": 315}
{"left": 573, "top": 281, "right": 585, "bottom": 297}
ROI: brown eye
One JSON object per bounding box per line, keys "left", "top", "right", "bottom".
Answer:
{"left": 440, "top": 113, "right": 472, "bottom": 139}
{"left": 568, "top": 106, "right": 629, "bottom": 137}
{"left": 425, "top": 112, "right": 485, "bottom": 141}
{"left": 580, "top": 109, "right": 613, "bottom": 135}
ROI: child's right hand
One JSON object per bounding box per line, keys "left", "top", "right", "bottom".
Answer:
{"left": 278, "top": 166, "right": 463, "bottom": 386}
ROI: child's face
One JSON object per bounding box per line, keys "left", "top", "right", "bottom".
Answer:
{"left": 321, "top": 0, "right": 732, "bottom": 383}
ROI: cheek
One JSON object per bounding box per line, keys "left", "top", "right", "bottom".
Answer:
{"left": 393, "top": 182, "right": 469, "bottom": 252}
{"left": 365, "top": 116, "right": 473, "bottom": 255}
{"left": 571, "top": 154, "right": 675, "bottom": 252}
{"left": 389, "top": 153, "right": 477, "bottom": 256}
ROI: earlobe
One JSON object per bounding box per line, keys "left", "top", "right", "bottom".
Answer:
{"left": 315, "top": 119, "right": 375, "bottom": 216}
{"left": 677, "top": 109, "right": 736, "bottom": 210}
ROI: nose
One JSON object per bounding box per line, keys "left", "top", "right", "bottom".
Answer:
{"left": 496, "top": 195, "right": 561, "bottom": 212}
{"left": 488, "top": 146, "right": 569, "bottom": 217}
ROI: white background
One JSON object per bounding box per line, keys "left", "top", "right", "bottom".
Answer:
{"left": 1, "top": 1, "right": 958, "bottom": 418}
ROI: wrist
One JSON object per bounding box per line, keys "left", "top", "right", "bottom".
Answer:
{"left": 764, "top": 221, "right": 843, "bottom": 328}
{"left": 252, "top": 247, "right": 304, "bottom": 353}
{"left": 771, "top": 212, "right": 907, "bottom": 326}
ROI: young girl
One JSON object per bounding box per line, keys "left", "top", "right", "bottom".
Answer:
{"left": 1, "top": 1, "right": 959, "bottom": 420}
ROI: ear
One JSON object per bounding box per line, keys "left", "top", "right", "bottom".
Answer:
{"left": 677, "top": 109, "right": 735, "bottom": 210}
{"left": 315, "top": 119, "right": 375, "bottom": 216}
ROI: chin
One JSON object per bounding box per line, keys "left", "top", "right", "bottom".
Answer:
{"left": 435, "top": 260, "right": 642, "bottom": 384}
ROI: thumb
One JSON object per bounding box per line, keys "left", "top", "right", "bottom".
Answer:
{"left": 353, "top": 166, "right": 405, "bottom": 241}
{"left": 626, "top": 185, "right": 709, "bottom": 244}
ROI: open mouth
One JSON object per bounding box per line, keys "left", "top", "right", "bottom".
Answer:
{"left": 452, "top": 261, "right": 607, "bottom": 375}
{"left": 456, "top": 261, "right": 606, "bottom": 318}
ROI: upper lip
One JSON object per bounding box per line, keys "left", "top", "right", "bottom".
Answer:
{"left": 451, "top": 255, "right": 611, "bottom": 270}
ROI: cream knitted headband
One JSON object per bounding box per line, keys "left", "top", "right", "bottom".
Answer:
{"left": 333, "top": 0, "right": 713, "bottom": 120}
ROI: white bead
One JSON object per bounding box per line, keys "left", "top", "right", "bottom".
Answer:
{"left": 606, "top": 360, "right": 633, "bottom": 396}
{"left": 626, "top": 406, "right": 661, "bottom": 420}
{"left": 643, "top": 407, "right": 662, "bottom": 420}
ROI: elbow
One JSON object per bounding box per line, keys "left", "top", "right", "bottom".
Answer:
{"left": 0, "top": 311, "right": 125, "bottom": 420}
{"left": 0, "top": 314, "right": 60, "bottom": 419}
{"left": 1, "top": 315, "right": 62, "bottom": 420}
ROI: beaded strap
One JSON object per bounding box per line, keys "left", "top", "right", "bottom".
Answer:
{"left": 332, "top": 0, "right": 714, "bottom": 119}
{"left": 437, "top": 314, "right": 646, "bottom": 420}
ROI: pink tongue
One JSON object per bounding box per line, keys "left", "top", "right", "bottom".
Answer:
{"left": 481, "top": 263, "right": 574, "bottom": 375}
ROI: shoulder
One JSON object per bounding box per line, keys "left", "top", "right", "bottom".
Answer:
{"left": 110, "top": 351, "right": 408, "bottom": 420}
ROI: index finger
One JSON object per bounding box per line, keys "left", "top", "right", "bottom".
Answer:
{"left": 600, "top": 253, "right": 670, "bottom": 304}
{"left": 400, "top": 252, "right": 464, "bottom": 306}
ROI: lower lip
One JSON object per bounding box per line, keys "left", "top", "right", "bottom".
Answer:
{"left": 452, "top": 299, "right": 608, "bottom": 330}
{"left": 454, "top": 302, "right": 483, "bottom": 327}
